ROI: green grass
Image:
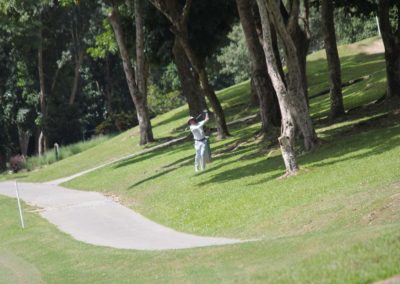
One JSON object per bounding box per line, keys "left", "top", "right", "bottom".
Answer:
{"left": 1, "top": 195, "right": 399, "bottom": 283}
{"left": 1, "top": 37, "right": 399, "bottom": 283}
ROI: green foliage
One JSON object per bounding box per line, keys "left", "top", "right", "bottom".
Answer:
{"left": 335, "top": 8, "right": 379, "bottom": 44}
{"left": 95, "top": 112, "right": 138, "bottom": 135}
{"left": 216, "top": 24, "right": 250, "bottom": 85}
{"left": 158, "top": 63, "right": 181, "bottom": 93}
{"left": 147, "top": 84, "right": 185, "bottom": 115}
{"left": 87, "top": 20, "right": 118, "bottom": 59}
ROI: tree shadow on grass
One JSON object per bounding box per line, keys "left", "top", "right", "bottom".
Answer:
{"left": 128, "top": 167, "right": 178, "bottom": 189}
{"left": 198, "top": 156, "right": 284, "bottom": 186}
{"left": 128, "top": 155, "right": 193, "bottom": 189}
{"left": 113, "top": 138, "right": 193, "bottom": 169}
{"left": 301, "top": 124, "right": 400, "bottom": 169}
{"left": 112, "top": 146, "right": 172, "bottom": 169}
{"left": 197, "top": 115, "right": 400, "bottom": 187}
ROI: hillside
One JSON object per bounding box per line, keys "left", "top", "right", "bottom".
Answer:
{"left": 1, "top": 37, "right": 399, "bottom": 283}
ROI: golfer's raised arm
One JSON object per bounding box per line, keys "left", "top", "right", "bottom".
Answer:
{"left": 204, "top": 110, "right": 209, "bottom": 122}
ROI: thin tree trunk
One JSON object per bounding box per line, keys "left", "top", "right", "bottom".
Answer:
{"left": 17, "top": 126, "right": 31, "bottom": 157}
{"left": 292, "top": 26, "right": 310, "bottom": 104}
{"left": 321, "top": 0, "right": 345, "bottom": 117}
{"left": 377, "top": 0, "right": 400, "bottom": 99}
{"left": 69, "top": 49, "right": 84, "bottom": 105}
{"left": 105, "top": 55, "right": 113, "bottom": 114}
{"left": 265, "top": 0, "right": 318, "bottom": 150}
{"left": 250, "top": 77, "right": 259, "bottom": 106}
{"left": 38, "top": 131, "right": 44, "bottom": 156}
{"left": 279, "top": 0, "right": 310, "bottom": 104}
{"left": 172, "top": 38, "right": 207, "bottom": 117}
{"left": 148, "top": 0, "right": 230, "bottom": 139}
{"left": 38, "top": 29, "right": 48, "bottom": 154}
{"left": 177, "top": 34, "right": 230, "bottom": 139}
{"left": 270, "top": 23, "right": 285, "bottom": 84}
{"left": 134, "top": 0, "right": 154, "bottom": 144}
{"left": 135, "top": 0, "right": 146, "bottom": 95}
{"left": 256, "top": 0, "right": 298, "bottom": 176}
{"left": 108, "top": 6, "right": 154, "bottom": 145}
{"left": 237, "top": 0, "right": 281, "bottom": 133}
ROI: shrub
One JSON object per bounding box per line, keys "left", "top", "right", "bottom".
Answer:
{"left": 148, "top": 84, "right": 185, "bottom": 115}
{"left": 9, "top": 155, "right": 26, "bottom": 172}
{"left": 95, "top": 112, "right": 138, "bottom": 135}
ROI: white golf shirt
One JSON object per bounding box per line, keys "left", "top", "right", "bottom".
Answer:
{"left": 190, "top": 120, "right": 207, "bottom": 141}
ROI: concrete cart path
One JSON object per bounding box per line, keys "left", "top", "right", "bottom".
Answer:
{"left": 0, "top": 181, "right": 243, "bottom": 250}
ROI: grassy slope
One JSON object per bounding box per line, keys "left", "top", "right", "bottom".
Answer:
{"left": 1, "top": 37, "right": 399, "bottom": 283}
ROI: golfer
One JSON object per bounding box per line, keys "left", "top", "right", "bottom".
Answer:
{"left": 188, "top": 110, "right": 209, "bottom": 172}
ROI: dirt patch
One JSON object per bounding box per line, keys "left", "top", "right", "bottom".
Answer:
{"left": 362, "top": 192, "right": 400, "bottom": 225}
{"left": 374, "top": 275, "right": 400, "bottom": 284}
{"left": 349, "top": 38, "right": 385, "bottom": 55}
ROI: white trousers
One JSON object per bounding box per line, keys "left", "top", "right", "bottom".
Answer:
{"left": 194, "top": 140, "right": 206, "bottom": 171}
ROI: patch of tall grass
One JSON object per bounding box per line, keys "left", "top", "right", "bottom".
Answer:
{"left": 24, "top": 135, "right": 110, "bottom": 171}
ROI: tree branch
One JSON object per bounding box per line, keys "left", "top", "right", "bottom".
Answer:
{"left": 181, "top": 0, "right": 192, "bottom": 24}
{"left": 148, "top": 0, "right": 175, "bottom": 24}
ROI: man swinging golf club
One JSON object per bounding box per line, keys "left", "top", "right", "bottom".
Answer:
{"left": 188, "top": 109, "right": 209, "bottom": 172}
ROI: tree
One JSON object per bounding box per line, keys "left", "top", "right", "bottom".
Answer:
{"left": 256, "top": 0, "right": 318, "bottom": 176}
{"left": 37, "top": 21, "right": 48, "bottom": 155}
{"left": 108, "top": 2, "right": 154, "bottom": 145}
{"left": 377, "top": 0, "right": 400, "bottom": 99}
{"left": 149, "top": 0, "right": 230, "bottom": 139}
{"left": 279, "top": 0, "right": 311, "bottom": 103}
{"left": 172, "top": 38, "right": 207, "bottom": 117}
{"left": 236, "top": 0, "right": 281, "bottom": 133}
{"left": 333, "top": 0, "right": 400, "bottom": 100}
{"left": 216, "top": 24, "right": 251, "bottom": 85}
{"left": 321, "top": 0, "right": 345, "bottom": 117}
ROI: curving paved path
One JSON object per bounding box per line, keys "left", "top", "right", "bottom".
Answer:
{"left": 0, "top": 181, "right": 243, "bottom": 250}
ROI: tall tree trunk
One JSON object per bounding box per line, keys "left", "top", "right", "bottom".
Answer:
{"left": 38, "top": 29, "right": 48, "bottom": 155}
{"left": 69, "top": 48, "right": 84, "bottom": 105}
{"left": 237, "top": 0, "right": 281, "bottom": 133}
{"left": 103, "top": 55, "right": 113, "bottom": 114}
{"left": 172, "top": 38, "right": 207, "bottom": 117}
{"left": 321, "top": 0, "right": 345, "bottom": 117}
{"left": 135, "top": 0, "right": 146, "bottom": 95}
{"left": 256, "top": 0, "right": 318, "bottom": 175}
{"left": 377, "top": 0, "right": 400, "bottom": 99}
{"left": 292, "top": 26, "right": 310, "bottom": 104}
{"left": 148, "top": 0, "right": 230, "bottom": 139}
{"left": 134, "top": 0, "right": 154, "bottom": 144}
{"left": 270, "top": 23, "right": 285, "bottom": 84}
{"left": 266, "top": 0, "right": 317, "bottom": 150}
{"left": 177, "top": 33, "right": 230, "bottom": 139}
{"left": 280, "top": 0, "right": 310, "bottom": 104}
{"left": 256, "top": 0, "right": 298, "bottom": 175}
{"left": 17, "top": 126, "right": 31, "bottom": 157}
{"left": 108, "top": 6, "right": 154, "bottom": 145}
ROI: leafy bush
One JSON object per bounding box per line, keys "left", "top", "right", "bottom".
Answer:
{"left": 95, "top": 112, "right": 138, "bottom": 135}
{"left": 147, "top": 84, "right": 185, "bottom": 115}
{"left": 10, "top": 155, "right": 26, "bottom": 172}
{"left": 216, "top": 24, "right": 251, "bottom": 84}
{"left": 23, "top": 135, "right": 110, "bottom": 171}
